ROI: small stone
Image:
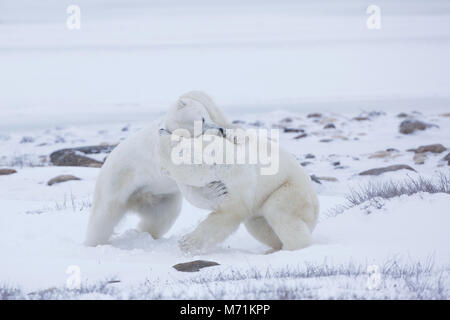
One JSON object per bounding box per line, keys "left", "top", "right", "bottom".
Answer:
{"left": 305, "top": 154, "right": 315, "bottom": 159}
{"left": 399, "top": 120, "right": 433, "bottom": 134}
{"left": 353, "top": 117, "right": 369, "bottom": 121}
{"left": 413, "top": 153, "right": 426, "bottom": 165}
{"left": 172, "top": 260, "right": 220, "bottom": 272}
{"left": 280, "top": 117, "right": 293, "bottom": 123}
{"left": 232, "top": 120, "right": 245, "bottom": 124}
{"left": 294, "top": 133, "right": 307, "bottom": 139}
{"left": 307, "top": 113, "right": 322, "bottom": 118}
{"left": 359, "top": 164, "right": 416, "bottom": 176}
{"left": 20, "top": 136, "right": 34, "bottom": 143}
{"left": 323, "top": 123, "right": 336, "bottom": 129}
{"left": 0, "top": 168, "right": 17, "bottom": 175}
{"left": 250, "top": 121, "right": 264, "bottom": 127}
{"left": 47, "top": 175, "right": 81, "bottom": 186}
{"left": 316, "top": 176, "right": 338, "bottom": 182}
{"left": 332, "top": 161, "right": 340, "bottom": 166}
{"left": 300, "top": 161, "right": 313, "bottom": 167}
{"left": 412, "top": 144, "right": 446, "bottom": 154}
{"left": 396, "top": 113, "right": 409, "bottom": 118}
{"left": 320, "top": 139, "right": 333, "bottom": 143}
{"left": 441, "top": 113, "right": 450, "bottom": 117}
{"left": 284, "top": 128, "right": 303, "bottom": 133}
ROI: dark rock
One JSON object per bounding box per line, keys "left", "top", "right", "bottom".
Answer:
{"left": 411, "top": 144, "right": 446, "bottom": 154}
{"left": 305, "top": 153, "right": 315, "bottom": 159}
{"left": 232, "top": 120, "right": 245, "bottom": 124}
{"left": 320, "top": 139, "right": 333, "bottom": 143}
{"left": 443, "top": 152, "right": 450, "bottom": 162}
{"left": 386, "top": 148, "right": 399, "bottom": 152}
{"left": 359, "top": 164, "right": 416, "bottom": 176}
{"left": 172, "top": 260, "right": 220, "bottom": 272}
{"left": 0, "top": 168, "right": 17, "bottom": 175}
{"left": 47, "top": 175, "right": 81, "bottom": 186}
{"left": 397, "top": 113, "right": 409, "bottom": 118}
{"left": 399, "top": 120, "right": 434, "bottom": 134}
{"left": 332, "top": 161, "right": 340, "bottom": 166}
{"left": 353, "top": 117, "right": 369, "bottom": 121}
{"left": 280, "top": 117, "right": 293, "bottom": 123}
{"left": 284, "top": 128, "right": 303, "bottom": 133}
{"left": 307, "top": 113, "right": 322, "bottom": 118}
{"left": 50, "top": 145, "right": 116, "bottom": 168}
{"left": 300, "top": 161, "right": 313, "bottom": 167}
{"left": 294, "top": 133, "right": 307, "bottom": 139}
{"left": 323, "top": 123, "right": 336, "bottom": 129}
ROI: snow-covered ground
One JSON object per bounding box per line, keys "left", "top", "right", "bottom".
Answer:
{"left": 1, "top": 109, "right": 449, "bottom": 299}
{"left": 1, "top": 0, "right": 450, "bottom": 299}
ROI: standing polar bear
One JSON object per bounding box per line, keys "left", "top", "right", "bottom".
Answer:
{"left": 159, "top": 124, "right": 319, "bottom": 252}
{"left": 84, "top": 91, "right": 230, "bottom": 246}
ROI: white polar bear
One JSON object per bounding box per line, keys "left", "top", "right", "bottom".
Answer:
{"left": 159, "top": 126, "right": 320, "bottom": 252}
{"left": 84, "top": 91, "right": 230, "bottom": 246}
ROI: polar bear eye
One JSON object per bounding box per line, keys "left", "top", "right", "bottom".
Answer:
{"left": 202, "top": 118, "right": 205, "bottom": 124}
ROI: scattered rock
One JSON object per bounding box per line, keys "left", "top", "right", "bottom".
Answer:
{"left": 249, "top": 121, "right": 264, "bottom": 127}
{"left": 323, "top": 123, "right": 336, "bottom": 129}
{"left": 50, "top": 145, "right": 116, "bottom": 168}
{"left": 320, "top": 139, "right": 333, "bottom": 143}
{"left": 280, "top": 117, "right": 293, "bottom": 123}
{"left": 442, "top": 152, "right": 450, "bottom": 165}
{"left": 294, "top": 133, "right": 307, "bottom": 139}
{"left": 300, "top": 161, "right": 313, "bottom": 167}
{"left": 396, "top": 113, "right": 409, "bottom": 118}
{"left": 316, "top": 176, "right": 338, "bottom": 182}
{"left": 413, "top": 153, "right": 426, "bottom": 165}
{"left": 332, "top": 161, "right": 340, "bottom": 166}
{"left": 307, "top": 113, "right": 322, "bottom": 118}
{"left": 368, "top": 150, "right": 400, "bottom": 160}
{"left": 359, "top": 164, "right": 416, "bottom": 176}
{"left": 172, "top": 260, "right": 220, "bottom": 272}
{"left": 319, "top": 117, "right": 337, "bottom": 124}
{"left": 386, "top": 148, "right": 399, "bottom": 152}
{"left": 441, "top": 113, "right": 450, "bottom": 117}
{"left": 310, "top": 175, "right": 321, "bottom": 184}
{"left": 399, "top": 120, "right": 434, "bottom": 134}
{"left": 353, "top": 117, "right": 369, "bottom": 121}
{"left": 0, "top": 168, "right": 17, "bottom": 175}
{"left": 411, "top": 144, "right": 446, "bottom": 154}
{"left": 284, "top": 128, "right": 303, "bottom": 133}
{"left": 232, "top": 120, "right": 245, "bottom": 124}
{"left": 305, "top": 153, "right": 315, "bottom": 159}
{"left": 20, "top": 136, "right": 34, "bottom": 143}
{"left": 47, "top": 175, "right": 81, "bottom": 186}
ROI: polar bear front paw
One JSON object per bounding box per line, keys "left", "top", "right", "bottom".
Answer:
{"left": 179, "top": 233, "right": 206, "bottom": 254}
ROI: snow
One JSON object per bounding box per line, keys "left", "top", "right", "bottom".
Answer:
{"left": 0, "top": 0, "right": 449, "bottom": 299}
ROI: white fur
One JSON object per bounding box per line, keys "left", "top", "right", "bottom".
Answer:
{"left": 84, "top": 91, "right": 230, "bottom": 246}
{"left": 159, "top": 132, "right": 320, "bottom": 252}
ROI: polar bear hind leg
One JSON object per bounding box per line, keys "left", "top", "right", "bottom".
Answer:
{"left": 260, "top": 182, "right": 317, "bottom": 251}
{"left": 244, "top": 216, "right": 282, "bottom": 250}
{"left": 128, "top": 190, "right": 182, "bottom": 239}
{"left": 84, "top": 200, "right": 127, "bottom": 246}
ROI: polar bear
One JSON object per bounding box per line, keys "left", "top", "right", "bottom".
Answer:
{"left": 84, "top": 91, "right": 230, "bottom": 246}
{"left": 159, "top": 127, "right": 319, "bottom": 252}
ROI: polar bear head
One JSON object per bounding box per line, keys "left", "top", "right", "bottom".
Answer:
{"left": 164, "top": 91, "right": 229, "bottom": 137}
